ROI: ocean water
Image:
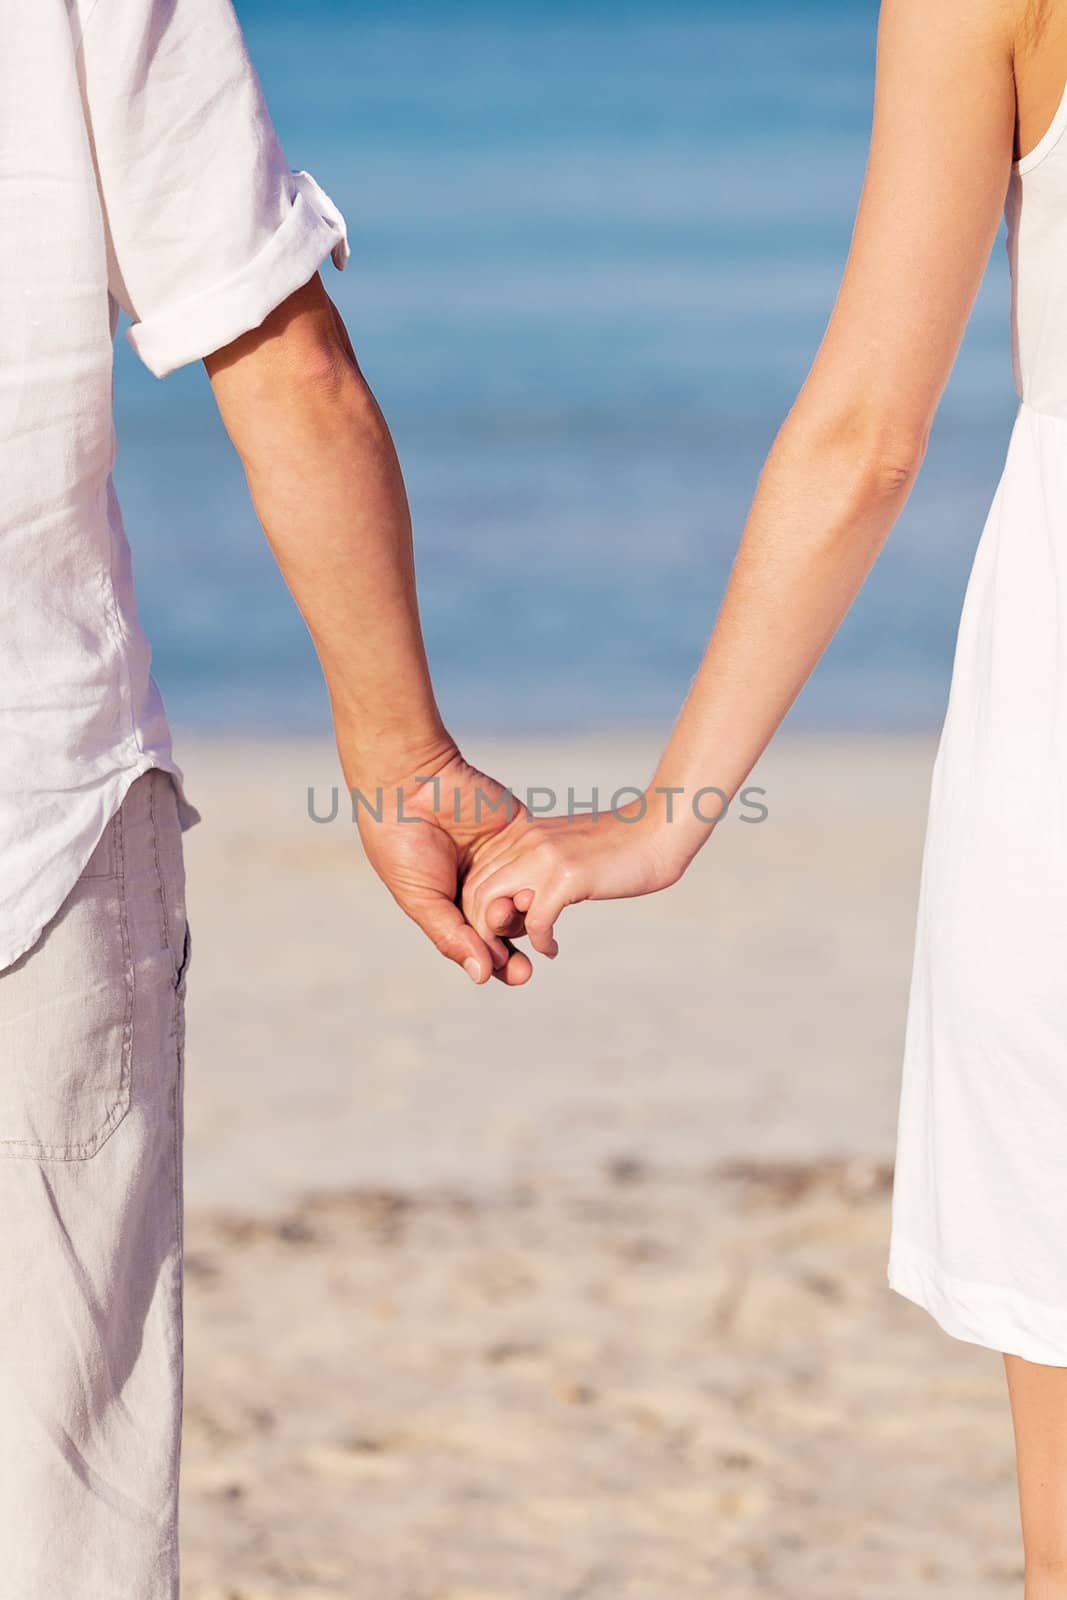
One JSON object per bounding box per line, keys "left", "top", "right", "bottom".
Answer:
{"left": 113, "top": 0, "right": 1018, "bottom": 736}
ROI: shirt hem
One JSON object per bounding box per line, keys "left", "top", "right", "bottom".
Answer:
{"left": 0, "top": 756, "right": 202, "bottom": 974}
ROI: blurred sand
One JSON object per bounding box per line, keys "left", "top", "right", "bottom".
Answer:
{"left": 175, "top": 732, "right": 1022, "bottom": 1599}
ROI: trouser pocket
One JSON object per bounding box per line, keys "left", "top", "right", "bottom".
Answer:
{"left": 174, "top": 917, "right": 192, "bottom": 995}
{"left": 0, "top": 873, "right": 133, "bottom": 1161}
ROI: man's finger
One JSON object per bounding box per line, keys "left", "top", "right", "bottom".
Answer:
{"left": 412, "top": 895, "right": 502, "bottom": 984}
{"left": 491, "top": 939, "right": 533, "bottom": 986}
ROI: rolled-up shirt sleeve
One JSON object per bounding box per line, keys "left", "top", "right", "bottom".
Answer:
{"left": 76, "top": 0, "right": 350, "bottom": 378}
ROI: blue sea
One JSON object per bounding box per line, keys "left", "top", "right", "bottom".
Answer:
{"left": 113, "top": 0, "right": 1018, "bottom": 736}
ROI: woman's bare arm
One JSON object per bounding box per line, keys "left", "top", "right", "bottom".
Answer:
{"left": 462, "top": 0, "right": 1022, "bottom": 955}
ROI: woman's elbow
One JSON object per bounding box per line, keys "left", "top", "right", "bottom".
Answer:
{"left": 787, "top": 401, "right": 929, "bottom": 506}
{"left": 862, "top": 440, "right": 927, "bottom": 499}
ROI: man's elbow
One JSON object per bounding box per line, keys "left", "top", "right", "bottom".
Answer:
{"left": 206, "top": 274, "right": 383, "bottom": 452}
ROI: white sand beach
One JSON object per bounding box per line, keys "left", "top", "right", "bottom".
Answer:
{"left": 175, "top": 732, "right": 1022, "bottom": 1599}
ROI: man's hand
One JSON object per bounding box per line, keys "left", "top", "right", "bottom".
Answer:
{"left": 353, "top": 748, "right": 534, "bottom": 986}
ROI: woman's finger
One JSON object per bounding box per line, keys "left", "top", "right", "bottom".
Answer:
{"left": 520, "top": 875, "right": 585, "bottom": 957}
{"left": 524, "top": 898, "right": 563, "bottom": 958}
{"left": 465, "top": 862, "right": 536, "bottom": 946}
{"left": 486, "top": 895, "right": 526, "bottom": 939}
{"left": 469, "top": 859, "right": 573, "bottom": 958}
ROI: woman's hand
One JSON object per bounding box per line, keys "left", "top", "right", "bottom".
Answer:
{"left": 459, "top": 794, "right": 685, "bottom": 959}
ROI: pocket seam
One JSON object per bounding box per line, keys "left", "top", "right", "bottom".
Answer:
{"left": 78, "top": 809, "right": 120, "bottom": 881}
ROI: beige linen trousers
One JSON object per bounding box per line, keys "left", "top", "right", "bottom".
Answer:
{"left": 0, "top": 768, "right": 191, "bottom": 1598}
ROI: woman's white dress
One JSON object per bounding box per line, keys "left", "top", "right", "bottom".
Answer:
{"left": 890, "top": 86, "right": 1067, "bottom": 1363}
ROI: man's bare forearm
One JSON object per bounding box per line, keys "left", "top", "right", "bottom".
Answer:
{"left": 204, "top": 274, "right": 455, "bottom": 791}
